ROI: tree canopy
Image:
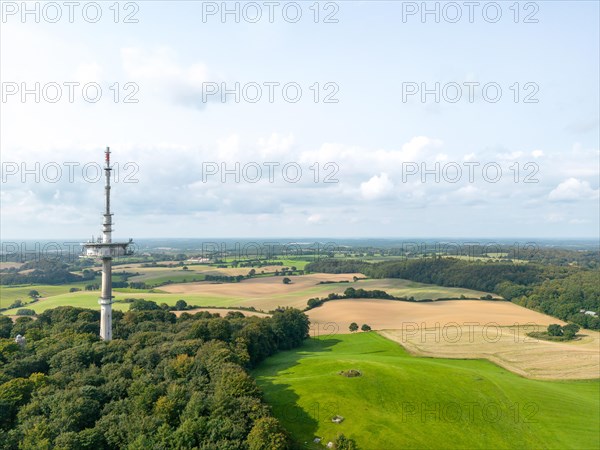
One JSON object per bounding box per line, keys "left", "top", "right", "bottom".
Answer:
{"left": 0, "top": 303, "right": 308, "bottom": 449}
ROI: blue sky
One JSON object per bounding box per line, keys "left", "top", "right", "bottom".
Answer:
{"left": 1, "top": 1, "right": 598, "bottom": 239}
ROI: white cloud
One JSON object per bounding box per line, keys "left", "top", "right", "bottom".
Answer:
{"left": 545, "top": 213, "right": 565, "bottom": 223}
{"left": 307, "top": 214, "right": 323, "bottom": 224}
{"left": 299, "top": 136, "right": 444, "bottom": 178}
{"left": 496, "top": 150, "right": 524, "bottom": 160}
{"left": 216, "top": 134, "right": 241, "bottom": 163}
{"left": 74, "top": 62, "right": 102, "bottom": 83}
{"left": 531, "top": 149, "right": 544, "bottom": 158}
{"left": 120, "top": 46, "right": 213, "bottom": 108}
{"left": 121, "top": 46, "right": 182, "bottom": 79}
{"left": 360, "top": 173, "right": 394, "bottom": 200}
{"left": 440, "top": 185, "right": 486, "bottom": 205}
{"left": 257, "top": 133, "right": 295, "bottom": 159}
{"left": 548, "top": 178, "right": 599, "bottom": 201}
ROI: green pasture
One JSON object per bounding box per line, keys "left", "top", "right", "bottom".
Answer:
{"left": 253, "top": 333, "right": 600, "bottom": 449}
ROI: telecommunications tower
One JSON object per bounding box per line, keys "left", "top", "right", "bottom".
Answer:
{"left": 81, "top": 148, "right": 133, "bottom": 341}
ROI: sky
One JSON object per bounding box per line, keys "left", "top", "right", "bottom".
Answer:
{"left": 1, "top": 1, "right": 599, "bottom": 240}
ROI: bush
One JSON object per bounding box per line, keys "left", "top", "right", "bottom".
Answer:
{"left": 130, "top": 299, "right": 160, "bottom": 311}
{"left": 547, "top": 324, "right": 563, "bottom": 336}
{"left": 8, "top": 300, "right": 23, "bottom": 309}
{"left": 16, "top": 309, "right": 35, "bottom": 316}
{"left": 334, "top": 433, "right": 358, "bottom": 450}
{"left": 562, "top": 323, "right": 580, "bottom": 339}
{"left": 306, "top": 298, "right": 324, "bottom": 310}
{"left": 0, "top": 316, "right": 12, "bottom": 338}
{"left": 174, "top": 299, "right": 188, "bottom": 311}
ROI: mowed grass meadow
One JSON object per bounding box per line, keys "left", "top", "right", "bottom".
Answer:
{"left": 252, "top": 333, "right": 600, "bottom": 450}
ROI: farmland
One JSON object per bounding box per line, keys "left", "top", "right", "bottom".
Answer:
{"left": 305, "top": 298, "right": 561, "bottom": 334}
{"left": 253, "top": 332, "right": 600, "bottom": 450}
{"left": 1, "top": 248, "right": 599, "bottom": 449}
{"left": 0, "top": 271, "right": 502, "bottom": 314}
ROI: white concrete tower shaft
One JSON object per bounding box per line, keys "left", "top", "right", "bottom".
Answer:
{"left": 100, "top": 147, "right": 113, "bottom": 341}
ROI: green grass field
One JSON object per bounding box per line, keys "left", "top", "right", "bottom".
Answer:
{"left": 0, "top": 280, "right": 99, "bottom": 308}
{"left": 0, "top": 290, "right": 232, "bottom": 313}
{"left": 252, "top": 333, "right": 600, "bottom": 450}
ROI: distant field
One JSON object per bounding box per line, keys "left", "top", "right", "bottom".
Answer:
{"left": 351, "top": 278, "right": 502, "bottom": 300}
{"left": 0, "top": 274, "right": 501, "bottom": 314}
{"left": 120, "top": 262, "right": 304, "bottom": 285}
{"left": 253, "top": 333, "right": 600, "bottom": 450}
{"left": 215, "top": 258, "right": 311, "bottom": 270}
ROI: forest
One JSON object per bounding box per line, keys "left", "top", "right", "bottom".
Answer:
{"left": 0, "top": 260, "right": 96, "bottom": 286}
{"left": 0, "top": 304, "right": 310, "bottom": 449}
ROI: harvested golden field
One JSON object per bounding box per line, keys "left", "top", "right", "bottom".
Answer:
{"left": 160, "top": 273, "right": 361, "bottom": 310}
{"left": 306, "top": 299, "right": 558, "bottom": 331}
{"left": 162, "top": 273, "right": 358, "bottom": 295}
{"left": 380, "top": 326, "right": 600, "bottom": 380}
{"left": 305, "top": 299, "right": 598, "bottom": 379}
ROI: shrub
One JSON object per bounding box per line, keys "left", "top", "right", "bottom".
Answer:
{"left": 174, "top": 299, "right": 188, "bottom": 311}
{"left": 334, "top": 433, "right": 358, "bottom": 450}
{"left": 9, "top": 300, "right": 23, "bottom": 309}
{"left": 547, "top": 324, "right": 563, "bottom": 336}
{"left": 562, "top": 323, "right": 580, "bottom": 339}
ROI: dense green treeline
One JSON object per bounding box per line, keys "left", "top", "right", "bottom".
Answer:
{"left": 0, "top": 260, "right": 96, "bottom": 286}
{"left": 511, "top": 270, "right": 600, "bottom": 329}
{"left": 306, "top": 258, "right": 600, "bottom": 329}
{"left": 0, "top": 304, "right": 309, "bottom": 449}
{"left": 305, "top": 258, "right": 544, "bottom": 291}
{"left": 366, "top": 258, "right": 543, "bottom": 291}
